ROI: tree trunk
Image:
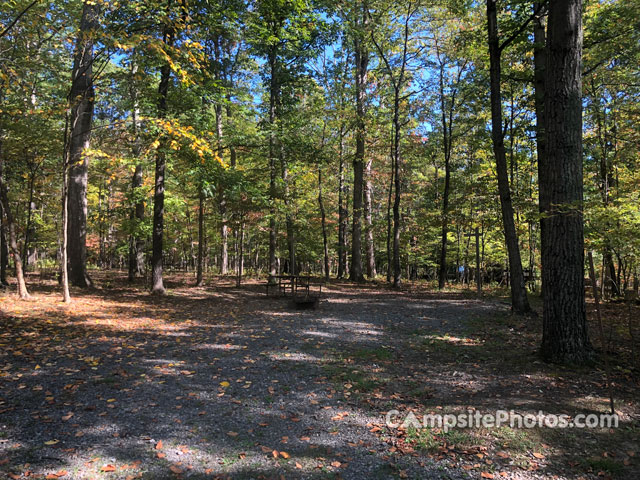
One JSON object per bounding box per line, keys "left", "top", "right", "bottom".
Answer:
{"left": 386, "top": 141, "right": 393, "bottom": 283}
{"left": 67, "top": 0, "right": 99, "bottom": 288}
{"left": 0, "top": 132, "right": 7, "bottom": 286}
{"left": 128, "top": 61, "right": 145, "bottom": 282}
{"left": 437, "top": 64, "right": 451, "bottom": 290}
{"left": 196, "top": 187, "right": 205, "bottom": 286}
{"left": 392, "top": 88, "right": 401, "bottom": 288}
{"left": 128, "top": 163, "right": 145, "bottom": 281}
{"left": 533, "top": 0, "right": 547, "bottom": 296}
{"left": 318, "top": 167, "right": 330, "bottom": 281}
{"left": 350, "top": 4, "right": 368, "bottom": 282}
{"left": 215, "top": 102, "right": 229, "bottom": 276}
{"left": 364, "top": 158, "right": 376, "bottom": 278}
{"left": 236, "top": 216, "right": 244, "bottom": 287}
{"left": 23, "top": 167, "right": 37, "bottom": 267}
{"left": 61, "top": 138, "right": 71, "bottom": 303}
{"left": 337, "top": 127, "right": 347, "bottom": 279}
{"left": 282, "top": 155, "right": 295, "bottom": 275}
{"left": 151, "top": 9, "right": 175, "bottom": 295}
{"left": 0, "top": 160, "right": 29, "bottom": 298}
{"left": 486, "top": 0, "right": 532, "bottom": 314}
{"left": 0, "top": 198, "right": 8, "bottom": 286}
{"left": 540, "top": 0, "right": 593, "bottom": 364}
{"left": 267, "top": 47, "right": 279, "bottom": 281}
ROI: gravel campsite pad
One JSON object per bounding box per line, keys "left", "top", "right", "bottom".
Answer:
{"left": 1, "top": 275, "right": 639, "bottom": 479}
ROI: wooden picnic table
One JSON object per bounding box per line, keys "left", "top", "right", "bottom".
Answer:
{"left": 266, "top": 274, "right": 323, "bottom": 297}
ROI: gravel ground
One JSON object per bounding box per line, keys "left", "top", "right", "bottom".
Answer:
{"left": 1, "top": 277, "right": 637, "bottom": 480}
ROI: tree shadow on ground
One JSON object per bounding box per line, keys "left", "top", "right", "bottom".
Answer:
{"left": 1, "top": 273, "right": 638, "bottom": 479}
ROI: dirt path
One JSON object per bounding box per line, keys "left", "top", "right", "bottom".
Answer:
{"left": 1, "top": 276, "right": 638, "bottom": 479}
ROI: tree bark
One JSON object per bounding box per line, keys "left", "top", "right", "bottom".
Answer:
{"left": 151, "top": 4, "right": 175, "bottom": 295}
{"left": 486, "top": 0, "right": 532, "bottom": 314}
{"left": 196, "top": 187, "right": 205, "bottom": 286}
{"left": 318, "top": 167, "right": 329, "bottom": 281}
{"left": 128, "top": 61, "right": 145, "bottom": 282}
{"left": 0, "top": 160, "right": 29, "bottom": 298}
{"left": 350, "top": 2, "right": 368, "bottom": 282}
{"left": 282, "top": 155, "right": 295, "bottom": 274}
{"left": 437, "top": 61, "right": 452, "bottom": 290}
{"left": 215, "top": 102, "right": 229, "bottom": 276}
{"left": 128, "top": 164, "right": 145, "bottom": 281}
{"left": 22, "top": 162, "right": 38, "bottom": 267}
{"left": 67, "top": 0, "right": 99, "bottom": 288}
{"left": 533, "top": 1, "right": 547, "bottom": 296}
{"left": 267, "top": 47, "right": 279, "bottom": 281}
{"left": 337, "top": 127, "right": 348, "bottom": 279}
{"left": 61, "top": 135, "right": 71, "bottom": 303}
{"left": 0, "top": 198, "right": 7, "bottom": 286}
{"left": 364, "top": 158, "right": 376, "bottom": 278}
{"left": 540, "top": 0, "right": 593, "bottom": 364}
{"left": 391, "top": 87, "right": 402, "bottom": 287}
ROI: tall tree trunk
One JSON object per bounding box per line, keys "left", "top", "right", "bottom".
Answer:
{"left": 128, "top": 61, "right": 145, "bottom": 282}
{"left": 267, "top": 48, "right": 279, "bottom": 281}
{"left": 540, "top": 0, "right": 593, "bottom": 364}
{"left": 236, "top": 216, "right": 244, "bottom": 287}
{"left": 0, "top": 160, "right": 29, "bottom": 298}
{"left": 128, "top": 164, "right": 144, "bottom": 280}
{"left": 392, "top": 88, "right": 402, "bottom": 288}
{"left": 337, "top": 127, "right": 347, "bottom": 279}
{"left": 151, "top": 5, "right": 175, "bottom": 295}
{"left": 215, "top": 102, "right": 229, "bottom": 276}
{"left": 318, "top": 167, "right": 330, "bottom": 281}
{"left": 364, "top": 158, "right": 376, "bottom": 278}
{"left": 486, "top": 0, "right": 532, "bottom": 314}
{"left": 0, "top": 198, "right": 8, "bottom": 286}
{"left": 533, "top": 0, "right": 547, "bottom": 296}
{"left": 67, "top": 0, "right": 99, "bottom": 288}
{"left": 196, "top": 187, "right": 205, "bottom": 286}
{"left": 386, "top": 139, "right": 394, "bottom": 283}
{"left": 282, "top": 155, "right": 295, "bottom": 274}
{"left": 350, "top": 3, "right": 368, "bottom": 282}
{"left": 437, "top": 65, "right": 451, "bottom": 290}
{"left": 61, "top": 133, "right": 71, "bottom": 303}
{"left": 22, "top": 166, "right": 37, "bottom": 267}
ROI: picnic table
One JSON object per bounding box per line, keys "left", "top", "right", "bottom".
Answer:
{"left": 266, "top": 274, "right": 323, "bottom": 298}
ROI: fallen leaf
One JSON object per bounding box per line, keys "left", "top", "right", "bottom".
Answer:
{"left": 155, "top": 440, "right": 163, "bottom": 450}
{"left": 45, "top": 471, "right": 68, "bottom": 479}
{"left": 101, "top": 464, "right": 116, "bottom": 472}
{"left": 532, "top": 452, "right": 545, "bottom": 459}
{"left": 44, "top": 440, "right": 59, "bottom": 446}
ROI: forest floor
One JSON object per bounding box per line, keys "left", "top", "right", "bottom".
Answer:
{"left": 0, "top": 272, "right": 638, "bottom": 480}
